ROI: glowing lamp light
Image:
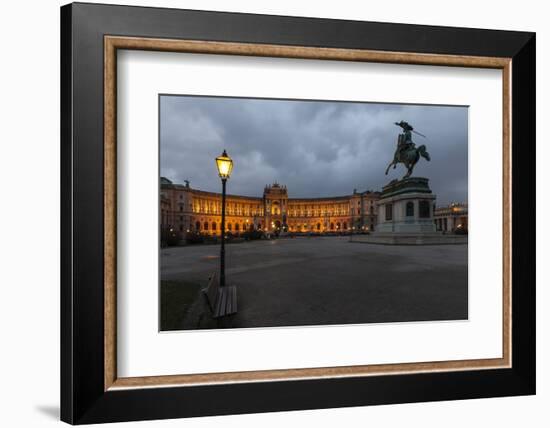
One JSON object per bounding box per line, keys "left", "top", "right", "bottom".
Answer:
{"left": 215, "top": 149, "right": 233, "bottom": 179}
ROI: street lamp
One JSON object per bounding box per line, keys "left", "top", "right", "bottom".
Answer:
{"left": 215, "top": 149, "right": 233, "bottom": 287}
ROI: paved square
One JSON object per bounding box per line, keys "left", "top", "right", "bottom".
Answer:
{"left": 161, "top": 236, "right": 468, "bottom": 329}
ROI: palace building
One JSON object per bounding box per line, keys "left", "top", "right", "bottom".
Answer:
{"left": 434, "top": 202, "right": 468, "bottom": 233}
{"left": 160, "top": 177, "right": 380, "bottom": 236}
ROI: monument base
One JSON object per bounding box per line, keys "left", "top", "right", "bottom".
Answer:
{"left": 375, "top": 177, "right": 437, "bottom": 237}
{"left": 352, "top": 232, "right": 467, "bottom": 246}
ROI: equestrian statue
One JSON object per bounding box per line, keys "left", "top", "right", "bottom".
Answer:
{"left": 385, "top": 120, "right": 431, "bottom": 179}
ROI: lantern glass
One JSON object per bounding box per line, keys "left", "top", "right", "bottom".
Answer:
{"left": 215, "top": 150, "right": 233, "bottom": 179}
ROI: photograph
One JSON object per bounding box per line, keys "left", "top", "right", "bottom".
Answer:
{"left": 159, "top": 95, "right": 469, "bottom": 331}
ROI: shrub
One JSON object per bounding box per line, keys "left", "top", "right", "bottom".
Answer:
{"left": 242, "top": 229, "right": 265, "bottom": 241}
{"left": 161, "top": 227, "right": 182, "bottom": 247}
{"left": 185, "top": 231, "right": 205, "bottom": 244}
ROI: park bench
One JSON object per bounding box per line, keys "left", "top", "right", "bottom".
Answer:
{"left": 203, "top": 271, "right": 237, "bottom": 318}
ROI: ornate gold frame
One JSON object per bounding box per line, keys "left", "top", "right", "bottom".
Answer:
{"left": 104, "top": 36, "right": 512, "bottom": 391}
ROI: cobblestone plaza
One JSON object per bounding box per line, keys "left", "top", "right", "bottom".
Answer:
{"left": 161, "top": 236, "right": 467, "bottom": 330}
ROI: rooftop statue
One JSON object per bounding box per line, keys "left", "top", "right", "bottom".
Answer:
{"left": 385, "top": 120, "right": 431, "bottom": 179}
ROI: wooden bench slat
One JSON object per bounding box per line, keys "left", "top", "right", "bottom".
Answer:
{"left": 203, "top": 271, "right": 218, "bottom": 312}
{"left": 214, "top": 288, "right": 224, "bottom": 318}
{"left": 220, "top": 287, "right": 228, "bottom": 318}
{"left": 231, "top": 286, "right": 237, "bottom": 314}
{"left": 225, "top": 288, "right": 232, "bottom": 315}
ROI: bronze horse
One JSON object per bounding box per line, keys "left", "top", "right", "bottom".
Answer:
{"left": 385, "top": 144, "right": 431, "bottom": 179}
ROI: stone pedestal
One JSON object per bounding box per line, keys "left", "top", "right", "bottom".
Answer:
{"left": 376, "top": 177, "right": 436, "bottom": 234}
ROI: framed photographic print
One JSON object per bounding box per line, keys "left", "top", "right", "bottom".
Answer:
{"left": 61, "top": 2, "right": 535, "bottom": 424}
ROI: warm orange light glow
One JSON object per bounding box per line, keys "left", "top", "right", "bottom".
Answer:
{"left": 215, "top": 149, "right": 233, "bottom": 179}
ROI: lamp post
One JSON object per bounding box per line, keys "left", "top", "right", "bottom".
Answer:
{"left": 215, "top": 149, "right": 233, "bottom": 288}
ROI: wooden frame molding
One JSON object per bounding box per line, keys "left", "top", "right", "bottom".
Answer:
{"left": 104, "top": 35, "right": 512, "bottom": 391}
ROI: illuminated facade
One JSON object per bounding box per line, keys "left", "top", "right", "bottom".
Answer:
{"left": 434, "top": 203, "right": 468, "bottom": 232}
{"left": 160, "top": 177, "right": 380, "bottom": 236}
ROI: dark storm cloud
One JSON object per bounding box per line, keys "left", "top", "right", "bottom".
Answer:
{"left": 160, "top": 95, "right": 468, "bottom": 205}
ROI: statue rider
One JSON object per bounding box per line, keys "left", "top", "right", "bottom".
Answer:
{"left": 385, "top": 120, "right": 430, "bottom": 178}
{"left": 392, "top": 120, "right": 416, "bottom": 163}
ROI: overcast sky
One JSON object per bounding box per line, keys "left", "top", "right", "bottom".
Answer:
{"left": 160, "top": 95, "right": 468, "bottom": 206}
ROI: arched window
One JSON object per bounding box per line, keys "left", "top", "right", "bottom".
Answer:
{"left": 336, "top": 222, "right": 341, "bottom": 230}
{"left": 419, "top": 200, "right": 431, "bottom": 218}
{"left": 317, "top": 223, "right": 321, "bottom": 230}
{"left": 235, "top": 223, "right": 240, "bottom": 231}
{"left": 227, "top": 223, "right": 232, "bottom": 231}
{"left": 330, "top": 222, "right": 334, "bottom": 230}
{"left": 343, "top": 222, "right": 347, "bottom": 230}
{"left": 212, "top": 222, "right": 217, "bottom": 231}
{"left": 203, "top": 222, "right": 209, "bottom": 230}
{"left": 406, "top": 201, "right": 414, "bottom": 217}
{"left": 385, "top": 203, "right": 393, "bottom": 221}
{"left": 195, "top": 221, "right": 200, "bottom": 231}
